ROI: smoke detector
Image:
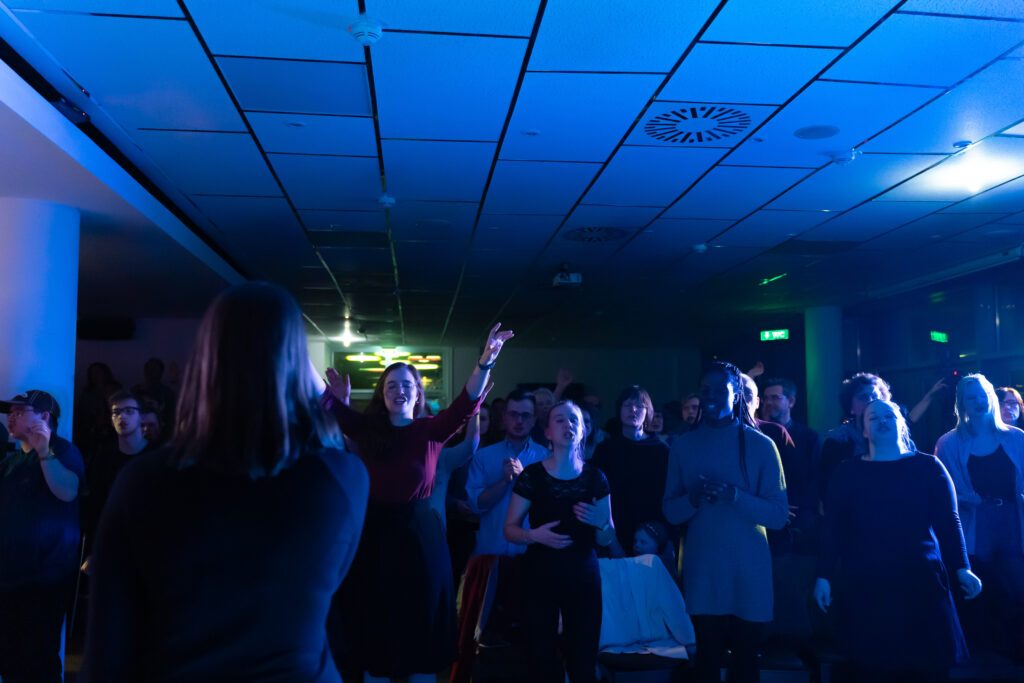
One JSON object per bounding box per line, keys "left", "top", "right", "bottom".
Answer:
{"left": 348, "top": 15, "right": 383, "bottom": 46}
{"left": 828, "top": 148, "right": 862, "bottom": 166}
{"left": 377, "top": 193, "right": 396, "bottom": 209}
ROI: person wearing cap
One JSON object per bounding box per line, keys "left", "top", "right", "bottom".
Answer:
{"left": 0, "top": 390, "right": 85, "bottom": 683}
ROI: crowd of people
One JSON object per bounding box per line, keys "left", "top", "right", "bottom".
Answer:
{"left": 0, "top": 281, "right": 1022, "bottom": 683}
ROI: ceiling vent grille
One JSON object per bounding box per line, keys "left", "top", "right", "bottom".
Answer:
{"left": 562, "top": 226, "right": 628, "bottom": 243}
{"left": 644, "top": 105, "right": 751, "bottom": 144}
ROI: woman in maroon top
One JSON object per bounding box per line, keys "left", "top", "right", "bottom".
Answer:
{"left": 324, "top": 324, "right": 513, "bottom": 683}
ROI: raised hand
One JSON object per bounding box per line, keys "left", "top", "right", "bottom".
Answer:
{"left": 813, "top": 578, "right": 832, "bottom": 612}
{"left": 556, "top": 367, "right": 574, "bottom": 389}
{"left": 530, "top": 521, "right": 572, "bottom": 549}
{"left": 480, "top": 323, "right": 515, "bottom": 366}
{"left": 324, "top": 368, "right": 351, "bottom": 406}
{"left": 27, "top": 419, "right": 52, "bottom": 457}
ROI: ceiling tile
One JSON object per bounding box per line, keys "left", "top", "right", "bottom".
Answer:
{"left": 13, "top": 11, "right": 242, "bottom": 130}
{"left": 475, "top": 214, "right": 562, "bottom": 249}
{"left": 8, "top": 1, "right": 181, "bottom": 15}
{"left": 529, "top": 0, "right": 718, "bottom": 72}
{"left": 584, "top": 146, "right": 726, "bottom": 206}
{"left": 383, "top": 140, "right": 495, "bottom": 201}
{"left": 247, "top": 112, "right": 377, "bottom": 156}
{"left": 826, "top": 13, "right": 1024, "bottom": 87}
{"left": 941, "top": 175, "right": 1024, "bottom": 214}
{"left": 713, "top": 210, "right": 825, "bottom": 247}
{"left": 625, "top": 101, "right": 776, "bottom": 147}
{"left": 703, "top": 0, "right": 897, "bottom": 47}
{"left": 500, "top": 72, "right": 661, "bottom": 162}
{"left": 799, "top": 200, "right": 948, "bottom": 241}
{"left": 661, "top": 44, "right": 839, "bottom": 105}
{"left": 900, "top": 0, "right": 1024, "bottom": 20}
{"left": 388, "top": 201, "right": 479, "bottom": 241}
{"left": 372, "top": 33, "right": 525, "bottom": 140}
{"left": 864, "top": 212, "right": 1002, "bottom": 247}
{"left": 218, "top": 57, "right": 371, "bottom": 115}
{"left": 270, "top": 154, "right": 382, "bottom": 210}
{"left": 186, "top": 0, "right": 364, "bottom": 61}
{"left": 565, "top": 205, "right": 663, "bottom": 228}
{"left": 665, "top": 165, "right": 813, "bottom": 219}
{"left": 483, "top": 161, "right": 597, "bottom": 214}
{"left": 133, "top": 130, "right": 279, "bottom": 195}
{"left": 365, "top": 0, "right": 540, "bottom": 35}
{"left": 615, "top": 218, "right": 735, "bottom": 269}
{"left": 880, "top": 136, "right": 1024, "bottom": 202}
{"left": 948, "top": 223, "right": 1024, "bottom": 245}
{"left": 298, "top": 210, "right": 386, "bottom": 232}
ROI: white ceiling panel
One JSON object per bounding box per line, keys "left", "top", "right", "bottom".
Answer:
{"left": 728, "top": 81, "right": 938, "bottom": 167}
{"left": 529, "top": 0, "right": 718, "bottom": 72}
{"left": 218, "top": 58, "right": 370, "bottom": 116}
{"left": 865, "top": 58, "right": 1024, "bottom": 153}
{"left": 665, "top": 166, "right": 813, "bottom": 220}
{"left": 769, "top": 154, "right": 942, "bottom": 211}
{"left": 395, "top": 242, "right": 462, "bottom": 290}
{"left": 864, "top": 212, "right": 1002, "bottom": 247}
{"left": 615, "top": 218, "right": 735, "bottom": 268}
{"left": 7, "top": 0, "right": 181, "bottom": 15}
{"left": 247, "top": 112, "right": 377, "bottom": 156}
{"left": 799, "top": 200, "right": 948, "bottom": 241}
{"left": 625, "top": 101, "right": 776, "bottom": 148}
{"left": 298, "top": 210, "right": 386, "bottom": 232}
{"left": 475, "top": 214, "right": 562, "bottom": 250}
{"left": 372, "top": 33, "right": 525, "bottom": 140}
{"left": 565, "top": 205, "right": 663, "bottom": 228}
{"left": 585, "top": 146, "right": 726, "bottom": 206}
{"left": 270, "top": 154, "right": 381, "bottom": 210}
{"left": 383, "top": 140, "right": 494, "bottom": 201}
{"left": 500, "top": 73, "right": 661, "bottom": 162}
{"left": 704, "top": 0, "right": 897, "bottom": 47}
{"left": 388, "top": 201, "right": 479, "bottom": 241}
{"left": 186, "top": 0, "right": 364, "bottom": 62}
{"left": 660, "top": 44, "right": 839, "bottom": 105}
{"left": 463, "top": 247, "right": 538, "bottom": 278}
{"left": 826, "top": 13, "right": 1024, "bottom": 87}
{"left": 484, "top": 160, "right": 597, "bottom": 214}
{"left": 948, "top": 223, "right": 1024, "bottom": 245}
{"left": 881, "top": 136, "right": 1024, "bottom": 202}
{"left": 900, "top": 0, "right": 1024, "bottom": 19}
{"left": 941, "top": 175, "right": 1024, "bottom": 214}
{"left": 13, "top": 11, "right": 242, "bottom": 130}
{"left": 133, "top": 130, "right": 280, "bottom": 196}
{"left": 365, "top": 0, "right": 540, "bottom": 35}
{"left": 713, "top": 210, "right": 825, "bottom": 247}
{"left": 1005, "top": 120, "right": 1024, "bottom": 136}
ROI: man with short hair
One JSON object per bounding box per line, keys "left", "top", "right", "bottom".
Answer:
{"left": 139, "top": 401, "right": 164, "bottom": 445}
{"left": 681, "top": 393, "right": 701, "bottom": 428}
{"left": 0, "top": 390, "right": 84, "bottom": 682}
{"left": 134, "top": 357, "right": 176, "bottom": 432}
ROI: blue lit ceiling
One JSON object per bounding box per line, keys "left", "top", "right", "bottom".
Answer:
{"left": 2, "top": 0, "right": 1023, "bottom": 344}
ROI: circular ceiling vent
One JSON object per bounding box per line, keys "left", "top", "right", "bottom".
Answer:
{"left": 562, "top": 226, "right": 628, "bottom": 243}
{"left": 644, "top": 105, "right": 751, "bottom": 144}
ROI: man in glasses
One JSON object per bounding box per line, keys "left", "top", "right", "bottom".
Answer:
{"left": 0, "top": 390, "right": 84, "bottom": 682}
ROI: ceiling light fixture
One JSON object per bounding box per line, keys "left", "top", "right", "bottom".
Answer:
{"left": 337, "top": 320, "right": 356, "bottom": 347}
{"left": 929, "top": 145, "right": 1021, "bottom": 194}
{"left": 758, "top": 273, "right": 788, "bottom": 286}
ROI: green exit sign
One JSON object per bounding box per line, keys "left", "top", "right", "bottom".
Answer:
{"left": 930, "top": 330, "right": 949, "bottom": 343}
{"left": 760, "top": 329, "right": 790, "bottom": 342}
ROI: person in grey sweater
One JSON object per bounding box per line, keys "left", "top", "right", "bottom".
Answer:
{"left": 663, "top": 361, "right": 788, "bottom": 683}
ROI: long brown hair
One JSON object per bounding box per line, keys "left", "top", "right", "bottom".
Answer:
{"left": 171, "top": 282, "right": 342, "bottom": 477}
{"left": 356, "top": 362, "right": 427, "bottom": 461}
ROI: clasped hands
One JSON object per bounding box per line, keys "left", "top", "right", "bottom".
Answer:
{"left": 689, "top": 475, "right": 738, "bottom": 507}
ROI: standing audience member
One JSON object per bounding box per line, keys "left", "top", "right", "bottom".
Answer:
{"left": 996, "top": 386, "right": 1024, "bottom": 430}
{"left": 530, "top": 387, "right": 557, "bottom": 444}
{"left": 593, "top": 385, "right": 670, "bottom": 556}
{"left": 936, "top": 375, "right": 1024, "bottom": 660}
{"left": 680, "top": 393, "right": 701, "bottom": 430}
{"left": 505, "top": 400, "right": 615, "bottom": 683}
{"left": 324, "top": 324, "right": 512, "bottom": 683}
{"left": 0, "top": 391, "right": 84, "bottom": 683}
{"left": 816, "top": 399, "right": 981, "bottom": 682}
{"left": 139, "top": 400, "right": 165, "bottom": 445}
{"left": 478, "top": 403, "right": 497, "bottom": 445}
{"left": 81, "top": 282, "right": 368, "bottom": 682}
{"left": 663, "top": 362, "right": 788, "bottom": 683}
{"left": 819, "top": 373, "right": 891, "bottom": 505}
{"left": 73, "top": 362, "right": 121, "bottom": 460}
{"left": 133, "top": 357, "right": 176, "bottom": 436}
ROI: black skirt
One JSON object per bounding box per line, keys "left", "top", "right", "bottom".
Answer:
{"left": 328, "top": 497, "right": 455, "bottom": 677}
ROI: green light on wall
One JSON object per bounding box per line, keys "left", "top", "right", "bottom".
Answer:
{"left": 930, "top": 330, "right": 949, "bottom": 343}
{"left": 760, "top": 329, "right": 790, "bottom": 342}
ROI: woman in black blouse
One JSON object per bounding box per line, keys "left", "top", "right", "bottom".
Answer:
{"left": 505, "top": 400, "right": 615, "bottom": 682}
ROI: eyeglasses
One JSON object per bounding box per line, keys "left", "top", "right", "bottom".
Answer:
{"left": 506, "top": 410, "right": 535, "bottom": 421}
{"left": 111, "top": 407, "right": 139, "bottom": 417}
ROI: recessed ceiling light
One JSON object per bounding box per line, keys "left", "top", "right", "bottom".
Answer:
{"left": 794, "top": 125, "right": 840, "bottom": 140}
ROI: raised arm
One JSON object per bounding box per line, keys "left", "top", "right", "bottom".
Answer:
{"left": 439, "top": 414, "right": 481, "bottom": 474}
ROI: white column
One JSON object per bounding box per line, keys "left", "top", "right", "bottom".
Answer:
{"left": 805, "top": 305, "right": 843, "bottom": 433}
{"left": 0, "top": 198, "right": 80, "bottom": 439}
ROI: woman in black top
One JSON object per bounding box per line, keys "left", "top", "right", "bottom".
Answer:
{"left": 82, "top": 283, "right": 369, "bottom": 682}
{"left": 505, "top": 400, "right": 615, "bottom": 682}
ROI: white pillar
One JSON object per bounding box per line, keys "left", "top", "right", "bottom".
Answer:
{"left": 805, "top": 305, "right": 843, "bottom": 433}
{"left": 0, "top": 198, "right": 80, "bottom": 439}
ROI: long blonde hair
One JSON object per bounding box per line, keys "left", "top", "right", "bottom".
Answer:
{"left": 863, "top": 399, "right": 914, "bottom": 454}
{"left": 955, "top": 374, "right": 1008, "bottom": 437}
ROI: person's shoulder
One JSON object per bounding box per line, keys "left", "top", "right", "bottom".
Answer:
{"left": 583, "top": 461, "right": 610, "bottom": 484}
{"left": 307, "top": 447, "right": 368, "bottom": 490}
{"left": 934, "top": 429, "right": 960, "bottom": 452}
{"left": 745, "top": 423, "right": 778, "bottom": 449}
{"left": 474, "top": 440, "right": 507, "bottom": 460}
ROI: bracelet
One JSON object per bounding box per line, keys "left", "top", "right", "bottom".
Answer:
{"left": 478, "top": 359, "right": 496, "bottom": 371}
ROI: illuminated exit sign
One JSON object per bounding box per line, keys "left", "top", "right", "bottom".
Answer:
{"left": 760, "top": 329, "right": 790, "bottom": 342}
{"left": 930, "top": 330, "right": 949, "bottom": 343}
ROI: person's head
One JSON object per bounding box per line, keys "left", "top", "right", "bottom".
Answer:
{"left": 532, "top": 388, "right": 556, "bottom": 422}
{"left": 863, "top": 399, "right": 913, "bottom": 454}
{"left": 616, "top": 385, "right": 655, "bottom": 434}
{"left": 503, "top": 389, "right": 536, "bottom": 440}
{"left": 762, "top": 378, "right": 797, "bottom": 425}
{"left": 491, "top": 397, "right": 506, "bottom": 420}
{"left": 171, "top": 282, "right": 341, "bottom": 477}
{"left": 479, "top": 404, "right": 491, "bottom": 436}
{"left": 545, "top": 400, "right": 585, "bottom": 458}
{"left": 839, "top": 373, "right": 891, "bottom": 419}
{"left": 633, "top": 520, "right": 671, "bottom": 556}
{"left": 367, "top": 362, "right": 426, "bottom": 420}
{"left": 740, "top": 374, "right": 759, "bottom": 421}
{"left": 579, "top": 405, "right": 594, "bottom": 443}
{"left": 681, "top": 393, "right": 700, "bottom": 424}
{"left": 700, "top": 362, "right": 756, "bottom": 427}
{"left": 1, "top": 390, "right": 60, "bottom": 440}
{"left": 139, "top": 402, "right": 162, "bottom": 442}
{"left": 143, "top": 357, "right": 165, "bottom": 384}
{"left": 954, "top": 374, "right": 1005, "bottom": 435}
{"left": 995, "top": 387, "right": 1023, "bottom": 426}
{"left": 86, "top": 362, "right": 115, "bottom": 389}
{"left": 108, "top": 390, "right": 142, "bottom": 437}
{"left": 650, "top": 411, "right": 664, "bottom": 434}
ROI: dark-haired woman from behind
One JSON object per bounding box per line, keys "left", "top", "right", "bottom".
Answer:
{"left": 323, "top": 324, "right": 513, "bottom": 683}
{"left": 82, "top": 282, "right": 369, "bottom": 682}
